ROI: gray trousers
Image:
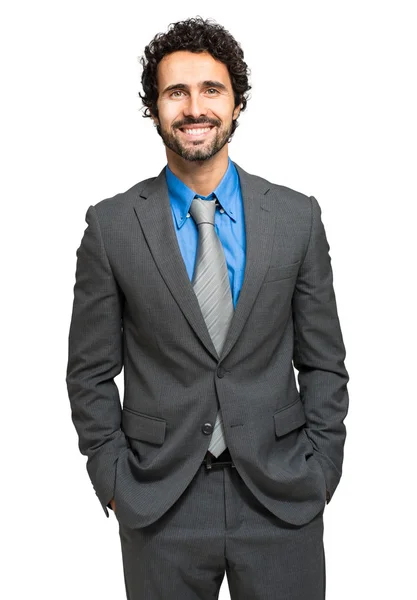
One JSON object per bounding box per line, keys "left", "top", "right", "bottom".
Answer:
{"left": 118, "top": 458, "right": 326, "bottom": 599}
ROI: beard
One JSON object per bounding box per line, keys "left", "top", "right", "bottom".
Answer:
{"left": 157, "top": 117, "right": 234, "bottom": 162}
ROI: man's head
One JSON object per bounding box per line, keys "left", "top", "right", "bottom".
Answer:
{"left": 139, "top": 17, "right": 251, "bottom": 162}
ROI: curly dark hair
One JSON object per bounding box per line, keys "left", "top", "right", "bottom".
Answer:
{"left": 138, "top": 16, "right": 251, "bottom": 139}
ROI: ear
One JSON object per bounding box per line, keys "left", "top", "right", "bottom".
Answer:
{"left": 233, "top": 103, "right": 242, "bottom": 121}
{"left": 149, "top": 110, "right": 159, "bottom": 127}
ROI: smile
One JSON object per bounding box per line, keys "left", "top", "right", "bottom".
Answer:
{"left": 178, "top": 126, "right": 214, "bottom": 138}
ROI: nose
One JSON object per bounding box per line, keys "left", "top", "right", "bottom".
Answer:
{"left": 183, "top": 92, "right": 208, "bottom": 119}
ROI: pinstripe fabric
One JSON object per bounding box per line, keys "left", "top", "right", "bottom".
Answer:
{"left": 66, "top": 161, "right": 349, "bottom": 533}
{"left": 165, "top": 157, "right": 246, "bottom": 310}
{"left": 189, "top": 195, "right": 234, "bottom": 457}
{"left": 118, "top": 462, "right": 325, "bottom": 599}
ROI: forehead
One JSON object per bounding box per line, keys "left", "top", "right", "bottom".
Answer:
{"left": 157, "top": 50, "right": 231, "bottom": 88}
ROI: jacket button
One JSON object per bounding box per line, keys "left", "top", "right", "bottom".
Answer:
{"left": 217, "top": 366, "right": 226, "bottom": 378}
{"left": 202, "top": 422, "right": 213, "bottom": 435}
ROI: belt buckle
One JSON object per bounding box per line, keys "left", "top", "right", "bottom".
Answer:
{"left": 204, "top": 451, "right": 236, "bottom": 470}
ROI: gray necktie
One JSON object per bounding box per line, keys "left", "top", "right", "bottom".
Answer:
{"left": 189, "top": 194, "right": 234, "bottom": 457}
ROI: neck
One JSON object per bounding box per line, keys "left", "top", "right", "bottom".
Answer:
{"left": 166, "top": 146, "right": 229, "bottom": 196}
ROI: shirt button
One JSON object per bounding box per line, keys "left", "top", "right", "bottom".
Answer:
{"left": 186, "top": 213, "right": 191, "bottom": 218}
{"left": 219, "top": 208, "right": 225, "bottom": 213}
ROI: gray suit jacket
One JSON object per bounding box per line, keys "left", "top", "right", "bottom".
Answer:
{"left": 66, "top": 161, "right": 349, "bottom": 528}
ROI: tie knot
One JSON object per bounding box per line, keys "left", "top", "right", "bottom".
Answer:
{"left": 189, "top": 195, "right": 217, "bottom": 226}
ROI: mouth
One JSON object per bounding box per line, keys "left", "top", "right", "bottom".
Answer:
{"left": 177, "top": 125, "right": 215, "bottom": 140}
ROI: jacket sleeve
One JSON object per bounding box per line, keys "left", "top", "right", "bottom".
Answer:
{"left": 66, "top": 204, "right": 129, "bottom": 517}
{"left": 292, "top": 195, "right": 350, "bottom": 504}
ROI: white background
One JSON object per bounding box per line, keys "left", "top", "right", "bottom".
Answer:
{"left": 1, "top": 1, "right": 416, "bottom": 598}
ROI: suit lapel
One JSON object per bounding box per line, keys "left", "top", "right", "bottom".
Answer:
{"left": 133, "top": 166, "right": 219, "bottom": 359}
{"left": 220, "top": 162, "right": 276, "bottom": 360}
{"left": 133, "top": 161, "right": 278, "bottom": 362}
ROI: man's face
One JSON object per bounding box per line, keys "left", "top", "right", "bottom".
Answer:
{"left": 152, "top": 50, "right": 241, "bottom": 162}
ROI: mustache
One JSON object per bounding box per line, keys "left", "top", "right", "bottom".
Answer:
{"left": 174, "top": 117, "right": 221, "bottom": 129}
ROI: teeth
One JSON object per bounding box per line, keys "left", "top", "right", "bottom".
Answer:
{"left": 183, "top": 127, "right": 212, "bottom": 135}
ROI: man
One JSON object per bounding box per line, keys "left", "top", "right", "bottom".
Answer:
{"left": 66, "top": 16, "right": 349, "bottom": 600}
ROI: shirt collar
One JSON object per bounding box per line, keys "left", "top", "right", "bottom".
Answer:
{"left": 166, "top": 157, "right": 239, "bottom": 230}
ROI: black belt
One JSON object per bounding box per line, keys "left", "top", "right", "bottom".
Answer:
{"left": 203, "top": 447, "right": 236, "bottom": 470}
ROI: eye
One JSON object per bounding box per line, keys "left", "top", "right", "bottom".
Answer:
{"left": 206, "top": 88, "right": 219, "bottom": 95}
{"left": 170, "top": 90, "right": 185, "bottom": 98}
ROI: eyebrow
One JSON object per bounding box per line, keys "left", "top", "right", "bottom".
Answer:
{"left": 161, "top": 80, "right": 229, "bottom": 95}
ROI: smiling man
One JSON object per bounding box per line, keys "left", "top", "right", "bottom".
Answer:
{"left": 66, "top": 16, "right": 349, "bottom": 600}
{"left": 154, "top": 51, "right": 239, "bottom": 164}
{"left": 148, "top": 46, "right": 243, "bottom": 195}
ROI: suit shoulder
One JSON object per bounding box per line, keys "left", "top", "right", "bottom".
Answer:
{"left": 240, "top": 167, "right": 313, "bottom": 225}
{"left": 235, "top": 163, "right": 312, "bottom": 208}
{"left": 264, "top": 177, "right": 311, "bottom": 207}
{"left": 271, "top": 183, "right": 311, "bottom": 203}
{"left": 92, "top": 176, "right": 156, "bottom": 217}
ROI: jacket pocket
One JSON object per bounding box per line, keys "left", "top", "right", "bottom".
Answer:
{"left": 122, "top": 407, "right": 166, "bottom": 445}
{"left": 273, "top": 397, "right": 306, "bottom": 437}
{"left": 263, "top": 260, "right": 300, "bottom": 284}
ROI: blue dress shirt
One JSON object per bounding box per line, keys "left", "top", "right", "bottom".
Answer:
{"left": 165, "top": 158, "right": 246, "bottom": 308}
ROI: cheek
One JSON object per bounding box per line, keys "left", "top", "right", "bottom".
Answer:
{"left": 221, "top": 105, "right": 238, "bottom": 123}
{"left": 157, "top": 104, "right": 181, "bottom": 127}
